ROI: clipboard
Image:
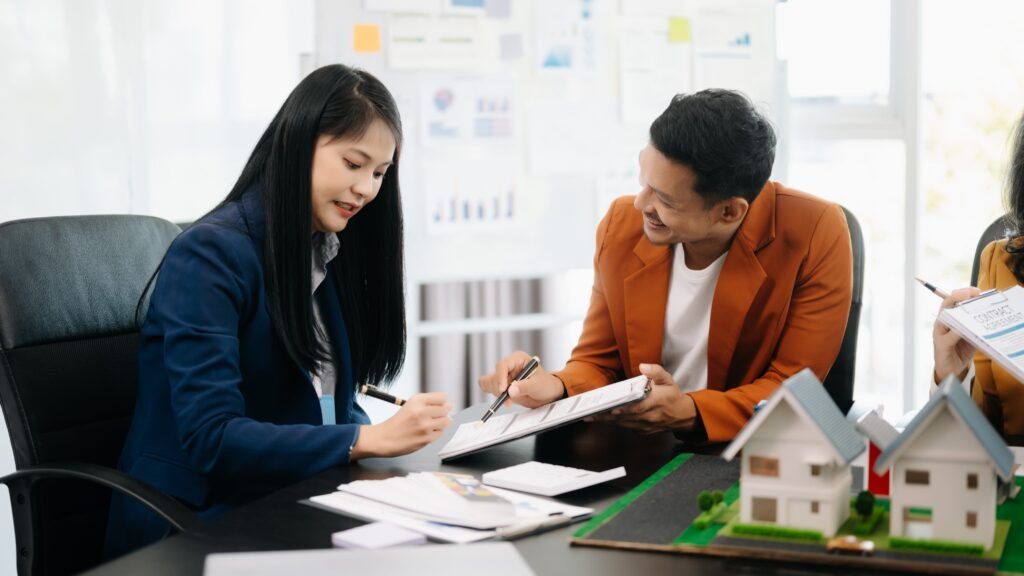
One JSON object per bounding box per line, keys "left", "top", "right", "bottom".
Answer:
{"left": 438, "top": 375, "right": 650, "bottom": 461}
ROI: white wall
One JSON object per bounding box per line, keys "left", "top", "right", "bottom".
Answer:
{"left": 0, "top": 1, "right": 314, "bottom": 573}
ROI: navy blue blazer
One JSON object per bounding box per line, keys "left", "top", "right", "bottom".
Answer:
{"left": 105, "top": 189, "right": 370, "bottom": 556}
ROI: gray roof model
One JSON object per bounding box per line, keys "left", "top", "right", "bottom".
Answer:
{"left": 723, "top": 368, "right": 865, "bottom": 464}
{"left": 873, "top": 375, "right": 1014, "bottom": 480}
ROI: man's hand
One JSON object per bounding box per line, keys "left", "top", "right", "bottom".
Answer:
{"left": 478, "top": 351, "right": 565, "bottom": 409}
{"left": 590, "top": 363, "right": 698, "bottom": 434}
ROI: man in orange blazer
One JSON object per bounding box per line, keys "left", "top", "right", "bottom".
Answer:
{"left": 479, "top": 89, "right": 853, "bottom": 443}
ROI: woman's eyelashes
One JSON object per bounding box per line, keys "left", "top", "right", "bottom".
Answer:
{"left": 345, "top": 159, "right": 361, "bottom": 170}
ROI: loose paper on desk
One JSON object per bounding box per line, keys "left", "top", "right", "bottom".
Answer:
{"left": 939, "top": 285, "right": 1024, "bottom": 383}
{"left": 307, "top": 481, "right": 591, "bottom": 544}
{"left": 438, "top": 375, "right": 649, "bottom": 460}
{"left": 336, "top": 472, "right": 515, "bottom": 529}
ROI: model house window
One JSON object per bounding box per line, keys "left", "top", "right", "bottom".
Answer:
{"left": 811, "top": 501, "right": 819, "bottom": 514}
{"left": 905, "top": 469, "right": 930, "bottom": 485}
{"left": 810, "top": 464, "right": 822, "bottom": 477}
{"left": 752, "top": 497, "right": 777, "bottom": 522}
{"left": 967, "top": 511, "right": 978, "bottom": 528}
{"left": 750, "top": 456, "right": 780, "bottom": 477}
{"left": 967, "top": 473, "right": 978, "bottom": 490}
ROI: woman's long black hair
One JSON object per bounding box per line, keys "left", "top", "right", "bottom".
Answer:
{"left": 149, "top": 64, "right": 406, "bottom": 388}
{"left": 1003, "top": 115, "right": 1024, "bottom": 283}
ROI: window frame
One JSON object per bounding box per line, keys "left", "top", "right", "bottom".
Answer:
{"left": 783, "top": 0, "right": 924, "bottom": 415}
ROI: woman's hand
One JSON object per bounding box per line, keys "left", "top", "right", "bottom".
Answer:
{"left": 352, "top": 392, "right": 452, "bottom": 459}
{"left": 933, "top": 287, "right": 982, "bottom": 383}
{"left": 478, "top": 351, "right": 565, "bottom": 409}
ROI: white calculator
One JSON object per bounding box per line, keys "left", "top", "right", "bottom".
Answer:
{"left": 481, "top": 461, "right": 626, "bottom": 497}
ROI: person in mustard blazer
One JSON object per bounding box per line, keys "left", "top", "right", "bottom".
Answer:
{"left": 479, "top": 89, "right": 853, "bottom": 444}
{"left": 933, "top": 114, "right": 1024, "bottom": 441}
{"left": 105, "top": 65, "right": 452, "bottom": 558}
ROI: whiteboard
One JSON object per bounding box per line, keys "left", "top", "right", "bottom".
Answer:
{"left": 314, "top": 0, "right": 779, "bottom": 284}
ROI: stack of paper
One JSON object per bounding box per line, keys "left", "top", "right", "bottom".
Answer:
{"left": 307, "top": 472, "right": 592, "bottom": 544}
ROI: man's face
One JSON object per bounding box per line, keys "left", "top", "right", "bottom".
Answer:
{"left": 633, "top": 143, "right": 720, "bottom": 246}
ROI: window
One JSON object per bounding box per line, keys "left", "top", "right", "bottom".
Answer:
{"left": 905, "top": 469, "right": 930, "bottom": 485}
{"left": 967, "top": 473, "right": 978, "bottom": 490}
{"left": 750, "top": 456, "right": 780, "bottom": 477}
{"left": 967, "top": 512, "right": 978, "bottom": 528}
{"left": 811, "top": 501, "right": 819, "bottom": 514}
{"left": 777, "top": 0, "right": 890, "bottom": 105}
{"left": 788, "top": 140, "right": 906, "bottom": 414}
{"left": 810, "top": 464, "right": 822, "bottom": 477}
{"left": 752, "top": 497, "right": 778, "bottom": 523}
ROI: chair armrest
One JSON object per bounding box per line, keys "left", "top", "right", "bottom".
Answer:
{"left": 0, "top": 461, "right": 200, "bottom": 533}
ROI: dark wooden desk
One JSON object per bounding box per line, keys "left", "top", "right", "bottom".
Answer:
{"left": 85, "top": 404, "right": 873, "bottom": 575}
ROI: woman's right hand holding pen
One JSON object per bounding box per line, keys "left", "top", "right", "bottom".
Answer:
{"left": 933, "top": 287, "right": 982, "bottom": 384}
{"left": 351, "top": 392, "right": 452, "bottom": 459}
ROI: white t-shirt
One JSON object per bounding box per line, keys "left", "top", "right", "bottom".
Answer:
{"left": 661, "top": 244, "right": 728, "bottom": 393}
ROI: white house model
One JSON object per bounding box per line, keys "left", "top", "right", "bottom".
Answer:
{"left": 873, "top": 376, "right": 1014, "bottom": 549}
{"left": 723, "top": 368, "right": 865, "bottom": 537}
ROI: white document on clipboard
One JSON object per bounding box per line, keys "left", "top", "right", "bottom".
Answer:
{"left": 438, "top": 375, "right": 649, "bottom": 461}
{"left": 939, "top": 285, "right": 1024, "bottom": 383}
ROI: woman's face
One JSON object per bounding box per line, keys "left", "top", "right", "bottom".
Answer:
{"left": 310, "top": 118, "right": 396, "bottom": 234}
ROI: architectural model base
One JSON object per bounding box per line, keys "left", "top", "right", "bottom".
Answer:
{"left": 571, "top": 454, "right": 1024, "bottom": 576}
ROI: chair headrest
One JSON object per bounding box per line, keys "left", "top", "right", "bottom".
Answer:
{"left": 0, "top": 215, "right": 180, "bottom": 349}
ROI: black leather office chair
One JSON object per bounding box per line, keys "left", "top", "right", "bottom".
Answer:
{"left": 970, "top": 214, "right": 1013, "bottom": 286}
{"left": 821, "top": 206, "right": 864, "bottom": 415}
{"left": 0, "top": 216, "right": 200, "bottom": 575}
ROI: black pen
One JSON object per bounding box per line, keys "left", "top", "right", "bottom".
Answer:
{"left": 481, "top": 356, "right": 540, "bottom": 423}
{"left": 915, "top": 276, "right": 950, "bottom": 299}
{"left": 360, "top": 384, "right": 406, "bottom": 406}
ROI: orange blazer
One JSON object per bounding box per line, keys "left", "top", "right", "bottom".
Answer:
{"left": 553, "top": 182, "right": 853, "bottom": 443}
{"left": 972, "top": 239, "right": 1024, "bottom": 439}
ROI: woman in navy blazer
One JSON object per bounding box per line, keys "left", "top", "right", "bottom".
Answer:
{"left": 105, "top": 65, "right": 452, "bottom": 557}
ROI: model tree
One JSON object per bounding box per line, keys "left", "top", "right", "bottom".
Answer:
{"left": 698, "top": 490, "right": 714, "bottom": 512}
{"left": 855, "top": 490, "right": 875, "bottom": 520}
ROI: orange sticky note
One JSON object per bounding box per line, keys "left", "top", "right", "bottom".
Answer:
{"left": 354, "top": 24, "right": 381, "bottom": 53}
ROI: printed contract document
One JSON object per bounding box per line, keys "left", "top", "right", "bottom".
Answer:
{"left": 439, "top": 375, "right": 649, "bottom": 461}
{"left": 939, "top": 285, "right": 1024, "bottom": 383}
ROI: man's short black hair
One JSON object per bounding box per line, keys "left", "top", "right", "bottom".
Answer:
{"left": 649, "top": 89, "right": 776, "bottom": 206}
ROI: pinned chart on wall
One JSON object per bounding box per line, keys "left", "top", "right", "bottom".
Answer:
{"left": 419, "top": 76, "right": 514, "bottom": 146}
{"left": 618, "top": 17, "right": 692, "bottom": 126}
{"left": 389, "top": 14, "right": 484, "bottom": 69}
{"left": 693, "top": 2, "right": 775, "bottom": 103}
{"left": 421, "top": 147, "right": 518, "bottom": 236}
{"left": 535, "top": 0, "right": 596, "bottom": 75}
{"left": 443, "top": 0, "right": 485, "bottom": 14}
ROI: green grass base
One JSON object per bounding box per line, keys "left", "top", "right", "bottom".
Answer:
{"left": 997, "top": 478, "right": 1024, "bottom": 573}
{"left": 672, "top": 484, "right": 740, "bottom": 547}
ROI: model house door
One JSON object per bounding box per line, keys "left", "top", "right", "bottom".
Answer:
{"left": 903, "top": 507, "right": 934, "bottom": 539}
